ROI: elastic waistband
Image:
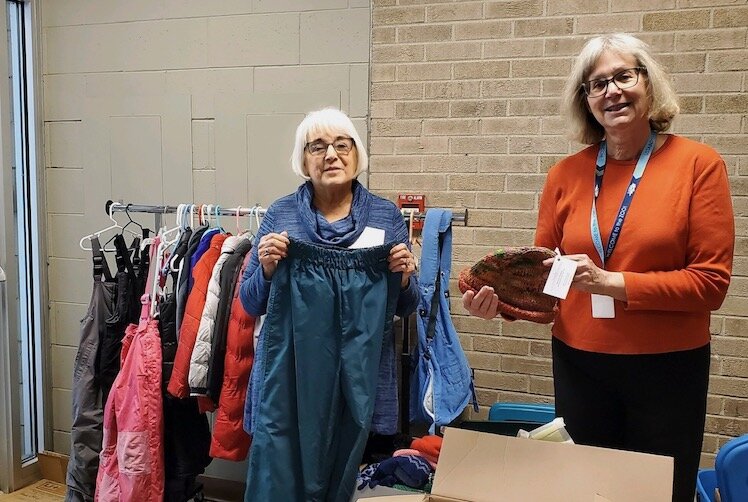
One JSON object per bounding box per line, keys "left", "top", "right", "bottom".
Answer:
{"left": 287, "top": 238, "right": 393, "bottom": 269}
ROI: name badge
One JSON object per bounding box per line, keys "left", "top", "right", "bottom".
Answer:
{"left": 591, "top": 294, "right": 615, "bottom": 318}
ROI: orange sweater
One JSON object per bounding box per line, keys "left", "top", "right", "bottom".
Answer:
{"left": 535, "top": 134, "right": 733, "bottom": 354}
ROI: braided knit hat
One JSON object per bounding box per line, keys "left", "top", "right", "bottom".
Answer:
{"left": 458, "top": 246, "right": 558, "bottom": 324}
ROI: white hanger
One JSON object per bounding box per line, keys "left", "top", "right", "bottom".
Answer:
{"left": 79, "top": 202, "right": 140, "bottom": 251}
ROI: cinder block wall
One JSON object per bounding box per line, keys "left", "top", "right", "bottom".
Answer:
{"left": 369, "top": 0, "right": 747, "bottom": 466}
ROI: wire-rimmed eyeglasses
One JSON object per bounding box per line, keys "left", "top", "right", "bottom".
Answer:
{"left": 305, "top": 137, "right": 355, "bottom": 156}
{"left": 582, "top": 67, "right": 646, "bottom": 98}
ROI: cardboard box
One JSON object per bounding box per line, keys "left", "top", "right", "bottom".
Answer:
{"left": 360, "top": 427, "right": 673, "bottom": 502}
{"left": 37, "top": 451, "right": 69, "bottom": 484}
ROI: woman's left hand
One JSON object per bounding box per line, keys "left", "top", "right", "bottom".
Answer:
{"left": 542, "top": 253, "right": 627, "bottom": 301}
{"left": 388, "top": 243, "right": 416, "bottom": 288}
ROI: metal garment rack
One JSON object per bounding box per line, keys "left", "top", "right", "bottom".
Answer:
{"left": 106, "top": 200, "right": 468, "bottom": 436}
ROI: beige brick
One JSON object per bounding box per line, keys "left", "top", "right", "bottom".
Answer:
{"left": 530, "top": 340, "right": 552, "bottom": 358}
{"left": 714, "top": 6, "right": 748, "bottom": 29}
{"left": 481, "top": 79, "right": 542, "bottom": 98}
{"left": 676, "top": 30, "right": 747, "bottom": 51}
{"left": 637, "top": 32, "right": 676, "bottom": 52}
{"left": 372, "top": 27, "right": 396, "bottom": 44}
{"left": 455, "top": 20, "right": 512, "bottom": 41}
{"left": 541, "top": 116, "right": 570, "bottom": 135}
{"left": 484, "top": 0, "right": 543, "bottom": 18}
{"left": 425, "top": 155, "right": 480, "bottom": 172}
{"left": 548, "top": 0, "right": 608, "bottom": 15}
{"left": 502, "top": 320, "right": 552, "bottom": 339}
{"left": 479, "top": 156, "right": 539, "bottom": 174}
{"left": 501, "top": 211, "right": 539, "bottom": 228}
{"left": 475, "top": 334, "right": 531, "bottom": 355}
{"left": 475, "top": 228, "right": 536, "bottom": 247}
{"left": 474, "top": 371, "right": 529, "bottom": 391}
{"left": 643, "top": 10, "right": 710, "bottom": 31}
{"left": 372, "top": 44, "right": 425, "bottom": 63}
{"left": 423, "top": 118, "right": 480, "bottom": 136}
{"left": 467, "top": 351, "right": 502, "bottom": 371}
{"left": 501, "top": 355, "right": 553, "bottom": 376}
{"left": 539, "top": 155, "right": 568, "bottom": 172}
{"left": 727, "top": 276, "right": 748, "bottom": 297}
{"left": 371, "top": 64, "right": 396, "bottom": 82}
{"left": 509, "top": 136, "right": 568, "bottom": 155}
{"left": 541, "top": 78, "right": 567, "bottom": 97}
{"left": 512, "top": 58, "right": 571, "bottom": 78}
{"left": 397, "top": 24, "right": 452, "bottom": 43}
{"left": 451, "top": 137, "right": 508, "bottom": 155}
{"left": 450, "top": 173, "right": 507, "bottom": 190}
{"left": 373, "top": 0, "right": 396, "bottom": 7}
{"left": 481, "top": 117, "right": 540, "bottom": 135}
{"left": 708, "top": 51, "right": 748, "bottom": 72}
{"left": 454, "top": 61, "right": 511, "bottom": 79}
{"left": 673, "top": 115, "right": 743, "bottom": 135}
{"left": 393, "top": 173, "right": 449, "bottom": 190}
{"left": 658, "top": 53, "right": 706, "bottom": 74}
{"left": 372, "top": 6, "right": 425, "bottom": 26}
{"left": 396, "top": 100, "right": 449, "bottom": 118}
{"left": 371, "top": 82, "right": 423, "bottom": 100}
{"left": 369, "top": 173, "right": 395, "bottom": 190}
{"left": 396, "top": 63, "right": 452, "bottom": 81}
{"left": 577, "top": 13, "right": 640, "bottom": 34}
{"left": 528, "top": 376, "right": 554, "bottom": 396}
{"left": 394, "top": 136, "right": 449, "bottom": 154}
{"left": 484, "top": 38, "right": 545, "bottom": 58}
{"left": 425, "top": 42, "right": 482, "bottom": 62}
{"left": 370, "top": 118, "right": 424, "bottom": 137}
{"left": 425, "top": 81, "right": 481, "bottom": 99}
{"left": 369, "top": 155, "right": 423, "bottom": 173}
{"left": 398, "top": 0, "right": 454, "bottom": 4}
{"left": 451, "top": 99, "right": 508, "bottom": 117}
{"left": 506, "top": 173, "right": 548, "bottom": 191}
{"left": 515, "top": 18, "right": 573, "bottom": 38}
{"left": 369, "top": 101, "right": 395, "bottom": 119}
{"left": 543, "top": 37, "right": 590, "bottom": 57}
{"left": 427, "top": 2, "right": 483, "bottom": 22}
{"left": 509, "top": 98, "right": 560, "bottom": 116}
{"left": 708, "top": 136, "right": 748, "bottom": 156}
{"left": 672, "top": 73, "right": 742, "bottom": 94}
{"left": 426, "top": 191, "right": 477, "bottom": 208}
{"left": 611, "top": 0, "right": 675, "bottom": 11}
{"left": 464, "top": 209, "right": 503, "bottom": 227}
{"left": 679, "top": 95, "right": 704, "bottom": 114}
{"left": 705, "top": 95, "right": 748, "bottom": 114}
{"left": 370, "top": 137, "right": 395, "bottom": 155}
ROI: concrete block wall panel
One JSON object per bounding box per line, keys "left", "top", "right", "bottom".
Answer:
{"left": 369, "top": 1, "right": 747, "bottom": 467}
{"left": 40, "top": 0, "right": 371, "bottom": 455}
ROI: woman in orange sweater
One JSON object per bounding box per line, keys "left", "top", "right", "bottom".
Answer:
{"left": 463, "top": 33, "right": 734, "bottom": 502}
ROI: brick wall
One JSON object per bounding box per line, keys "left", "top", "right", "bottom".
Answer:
{"left": 369, "top": 0, "right": 748, "bottom": 466}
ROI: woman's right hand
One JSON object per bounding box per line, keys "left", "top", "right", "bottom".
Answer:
{"left": 258, "top": 231, "right": 289, "bottom": 280}
{"left": 462, "top": 286, "right": 500, "bottom": 320}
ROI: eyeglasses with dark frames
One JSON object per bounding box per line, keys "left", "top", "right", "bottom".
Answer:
{"left": 305, "top": 137, "right": 355, "bottom": 156}
{"left": 582, "top": 67, "right": 646, "bottom": 98}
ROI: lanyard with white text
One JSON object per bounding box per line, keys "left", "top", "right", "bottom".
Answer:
{"left": 590, "top": 131, "right": 656, "bottom": 266}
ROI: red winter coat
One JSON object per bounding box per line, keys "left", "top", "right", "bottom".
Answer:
{"left": 167, "top": 232, "right": 228, "bottom": 410}
{"left": 210, "top": 253, "right": 255, "bottom": 461}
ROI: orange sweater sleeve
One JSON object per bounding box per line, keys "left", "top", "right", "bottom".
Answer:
{"left": 622, "top": 155, "right": 733, "bottom": 312}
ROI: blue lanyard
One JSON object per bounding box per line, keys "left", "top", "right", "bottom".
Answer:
{"left": 590, "top": 131, "right": 656, "bottom": 266}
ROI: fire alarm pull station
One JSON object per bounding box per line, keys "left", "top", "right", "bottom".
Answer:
{"left": 397, "top": 194, "right": 425, "bottom": 230}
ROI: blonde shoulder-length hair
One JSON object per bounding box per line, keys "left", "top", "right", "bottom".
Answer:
{"left": 290, "top": 107, "right": 368, "bottom": 180}
{"left": 562, "top": 33, "right": 680, "bottom": 145}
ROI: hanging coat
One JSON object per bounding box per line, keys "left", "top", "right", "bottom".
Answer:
{"left": 410, "top": 209, "right": 477, "bottom": 433}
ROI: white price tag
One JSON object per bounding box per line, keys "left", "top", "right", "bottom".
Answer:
{"left": 542, "top": 253, "right": 576, "bottom": 300}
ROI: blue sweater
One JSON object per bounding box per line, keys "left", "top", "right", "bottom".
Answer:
{"left": 239, "top": 180, "right": 419, "bottom": 434}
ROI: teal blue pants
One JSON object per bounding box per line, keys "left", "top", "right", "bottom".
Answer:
{"left": 245, "top": 239, "right": 401, "bottom": 502}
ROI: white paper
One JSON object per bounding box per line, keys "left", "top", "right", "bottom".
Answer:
{"left": 591, "top": 294, "right": 615, "bottom": 318}
{"left": 542, "top": 254, "right": 576, "bottom": 299}
{"left": 349, "top": 226, "right": 385, "bottom": 249}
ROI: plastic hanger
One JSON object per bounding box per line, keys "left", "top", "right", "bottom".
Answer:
{"left": 79, "top": 202, "right": 140, "bottom": 251}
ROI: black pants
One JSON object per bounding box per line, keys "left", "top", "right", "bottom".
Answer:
{"left": 552, "top": 337, "right": 709, "bottom": 502}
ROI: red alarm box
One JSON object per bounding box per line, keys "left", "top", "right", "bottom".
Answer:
{"left": 397, "top": 194, "right": 425, "bottom": 230}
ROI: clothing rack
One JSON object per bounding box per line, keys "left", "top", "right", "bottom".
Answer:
{"left": 105, "top": 199, "right": 468, "bottom": 436}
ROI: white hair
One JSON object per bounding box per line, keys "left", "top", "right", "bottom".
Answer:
{"left": 290, "top": 107, "right": 368, "bottom": 179}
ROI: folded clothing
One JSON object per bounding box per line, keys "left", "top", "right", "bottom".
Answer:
{"left": 393, "top": 448, "right": 437, "bottom": 470}
{"left": 367, "top": 455, "right": 432, "bottom": 489}
{"left": 458, "top": 246, "right": 558, "bottom": 324}
{"left": 410, "top": 435, "right": 443, "bottom": 466}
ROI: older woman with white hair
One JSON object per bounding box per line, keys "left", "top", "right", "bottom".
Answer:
{"left": 463, "top": 33, "right": 733, "bottom": 502}
{"left": 239, "top": 107, "right": 418, "bottom": 501}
